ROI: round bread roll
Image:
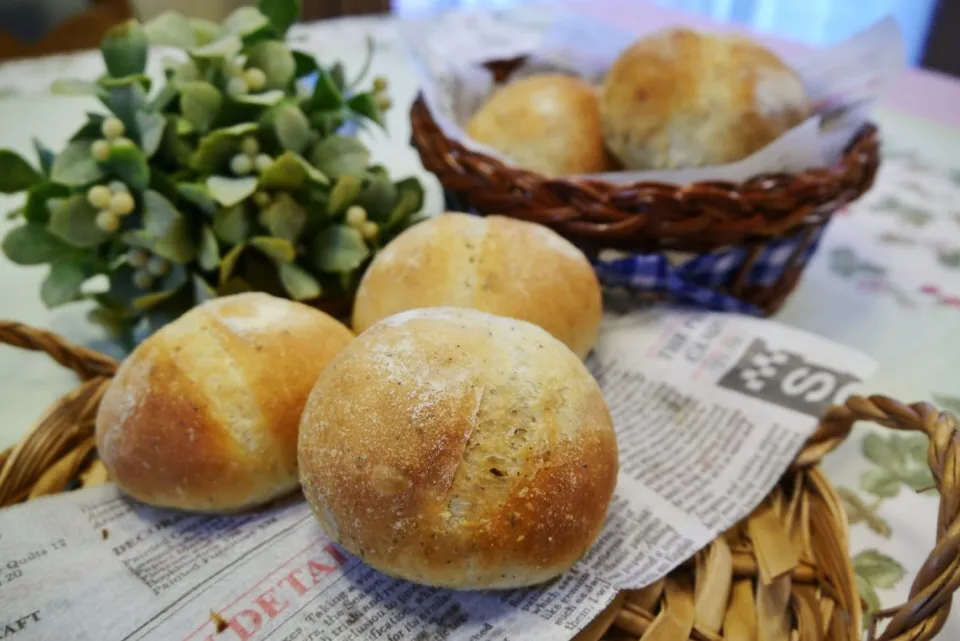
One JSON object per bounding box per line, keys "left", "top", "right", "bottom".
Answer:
{"left": 299, "top": 307, "right": 619, "bottom": 589}
{"left": 600, "top": 27, "right": 811, "bottom": 170}
{"left": 465, "top": 72, "right": 614, "bottom": 176}
{"left": 95, "top": 292, "right": 354, "bottom": 513}
{"left": 352, "top": 212, "right": 603, "bottom": 359}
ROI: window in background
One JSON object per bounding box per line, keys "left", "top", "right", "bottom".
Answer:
{"left": 392, "top": 0, "right": 938, "bottom": 66}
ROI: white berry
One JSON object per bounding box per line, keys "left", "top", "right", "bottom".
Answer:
{"left": 373, "top": 76, "right": 387, "bottom": 93}
{"left": 375, "top": 95, "right": 392, "bottom": 111}
{"left": 345, "top": 205, "right": 367, "bottom": 228}
{"left": 101, "top": 117, "right": 125, "bottom": 140}
{"left": 227, "top": 77, "right": 249, "bottom": 96}
{"left": 230, "top": 154, "right": 253, "bottom": 176}
{"left": 244, "top": 68, "right": 267, "bottom": 92}
{"left": 254, "top": 154, "right": 273, "bottom": 174}
{"left": 112, "top": 137, "right": 135, "bottom": 150}
{"left": 146, "top": 256, "right": 170, "bottom": 277}
{"left": 87, "top": 185, "right": 112, "bottom": 209}
{"left": 361, "top": 221, "right": 379, "bottom": 240}
{"left": 132, "top": 269, "right": 154, "bottom": 289}
{"left": 95, "top": 210, "right": 120, "bottom": 232}
{"left": 91, "top": 140, "right": 111, "bottom": 163}
{"left": 128, "top": 248, "right": 149, "bottom": 268}
{"left": 241, "top": 136, "right": 260, "bottom": 157}
{"left": 109, "top": 191, "right": 135, "bottom": 216}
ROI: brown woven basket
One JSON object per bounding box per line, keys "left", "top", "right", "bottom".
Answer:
{"left": 1, "top": 319, "right": 957, "bottom": 641}
{"left": 409, "top": 57, "right": 881, "bottom": 316}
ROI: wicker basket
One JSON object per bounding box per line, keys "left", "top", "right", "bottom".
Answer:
{"left": 409, "top": 57, "right": 881, "bottom": 316}
{"left": 1, "top": 320, "right": 957, "bottom": 641}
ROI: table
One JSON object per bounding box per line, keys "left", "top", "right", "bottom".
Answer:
{"left": 1, "top": 1, "right": 958, "bottom": 636}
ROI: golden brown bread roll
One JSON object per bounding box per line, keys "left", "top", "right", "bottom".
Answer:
{"left": 352, "top": 212, "right": 603, "bottom": 359}
{"left": 95, "top": 292, "right": 354, "bottom": 513}
{"left": 600, "top": 27, "right": 811, "bottom": 170}
{"left": 465, "top": 72, "right": 615, "bottom": 176}
{"left": 298, "top": 307, "right": 619, "bottom": 589}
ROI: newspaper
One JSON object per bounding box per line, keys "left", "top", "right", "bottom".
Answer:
{"left": 0, "top": 308, "right": 876, "bottom": 641}
{"left": 397, "top": 11, "right": 904, "bottom": 185}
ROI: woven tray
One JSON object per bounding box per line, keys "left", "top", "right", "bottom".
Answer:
{"left": 408, "top": 57, "right": 881, "bottom": 316}
{"left": 0, "top": 320, "right": 957, "bottom": 641}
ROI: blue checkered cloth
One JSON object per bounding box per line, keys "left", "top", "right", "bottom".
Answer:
{"left": 445, "top": 191, "right": 826, "bottom": 316}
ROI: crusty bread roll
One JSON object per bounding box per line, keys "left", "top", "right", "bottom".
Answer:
{"left": 352, "top": 212, "right": 603, "bottom": 359}
{"left": 95, "top": 292, "right": 354, "bottom": 513}
{"left": 465, "top": 72, "right": 615, "bottom": 176}
{"left": 600, "top": 27, "right": 811, "bottom": 170}
{"left": 299, "top": 307, "right": 619, "bottom": 589}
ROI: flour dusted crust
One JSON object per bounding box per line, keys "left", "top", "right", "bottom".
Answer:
{"left": 465, "top": 73, "right": 615, "bottom": 176}
{"left": 600, "top": 27, "right": 811, "bottom": 170}
{"left": 351, "top": 213, "right": 603, "bottom": 359}
{"left": 298, "top": 307, "right": 619, "bottom": 589}
{"left": 95, "top": 292, "right": 354, "bottom": 513}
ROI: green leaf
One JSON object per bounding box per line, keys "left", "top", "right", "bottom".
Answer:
{"left": 328, "top": 175, "right": 362, "bottom": 214}
{"left": 51, "top": 141, "right": 105, "bottom": 187}
{"left": 199, "top": 226, "right": 220, "bottom": 271}
{"left": 24, "top": 182, "right": 69, "bottom": 223}
{"left": 41, "top": 260, "right": 87, "bottom": 308}
{"left": 863, "top": 433, "right": 906, "bottom": 472}
{"left": 247, "top": 41, "right": 296, "bottom": 90}
{"left": 180, "top": 81, "right": 222, "bottom": 133}
{"left": 309, "top": 68, "right": 344, "bottom": 110}
{"left": 143, "top": 11, "right": 196, "bottom": 48}
{"left": 221, "top": 6, "right": 270, "bottom": 37}
{"left": 207, "top": 175, "right": 258, "bottom": 207}
{"left": 860, "top": 469, "right": 901, "bottom": 499}
{"left": 258, "top": 151, "right": 327, "bottom": 190}
{"left": 142, "top": 190, "right": 197, "bottom": 263}
{"left": 213, "top": 203, "right": 251, "bottom": 245}
{"left": 101, "top": 19, "right": 148, "bottom": 78}
{"left": 231, "top": 89, "right": 285, "bottom": 106}
{"left": 0, "top": 149, "right": 42, "bottom": 193}
{"left": 905, "top": 435, "right": 929, "bottom": 466}
{"left": 105, "top": 144, "right": 150, "bottom": 191}
{"left": 260, "top": 192, "right": 307, "bottom": 242}
{"left": 250, "top": 235, "right": 295, "bottom": 262}
{"left": 50, "top": 79, "right": 107, "bottom": 98}
{"left": 191, "top": 35, "right": 243, "bottom": 58}
{"left": 357, "top": 175, "right": 397, "bottom": 221}
{"left": 258, "top": 0, "right": 300, "bottom": 36}
{"left": 278, "top": 262, "right": 321, "bottom": 300}
{"left": 190, "top": 127, "right": 252, "bottom": 173}
{"left": 2, "top": 222, "right": 70, "bottom": 265}
{"left": 105, "top": 83, "right": 147, "bottom": 136}
{"left": 386, "top": 177, "right": 425, "bottom": 229}
{"left": 220, "top": 242, "right": 246, "bottom": 285}
{"left": 178, "top": 183, "right": 217, "bottom": 217}
{"left": 193, "top": 273, "right": 218, "bottom": 303}
{"left": 347, "top": 92, "right": 381, "bottom": 124}
{"left": 190, "top": 18, "right": 220, "bottom": 47}
{"left": 852, "top": 550, "right": 906, "bottom": 590}
{"left": 273, "top": 103, "right": 311, "bottom": 153}
{"left": 135, "top": 111, "right": 166, "bottom": 158}
{"left": 310, "top": 135, "right": 369, "bottom": 180}
{"left": 48, "top": 194, "right": 111, "bottom": 248}
{"left": 312, "top": 224, "right": 369, "bottom": 273}
{"left": 99, "top": 74, "right": 152, "bottom": 91}
{"left": 32, "top": 139, "right": 55, "bottom": 176}
{"left": 855, "top": 575, "right": 880, "bottom": 622}
{"left": 899, "top": 466, "right": 935, "bottom": 492}
{"left": 330, "top": 62, "right": 347, "bottom": 91}
{"left": 133, "top": 289, "right": 177, "bottom": 311}
{"left": 292, "top": 51, "right": 318, "bottom": 78}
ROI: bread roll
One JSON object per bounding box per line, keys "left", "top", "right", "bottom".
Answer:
{"left": 352, "top": 213, "right": 603, "bottom": 359}
{"left": 298, "top": 307, "right": 619, "bottom": 589}
{"left": 95, "top": 292, "right": 354, "bottom": 513}
{"left": 466, "top": 73, "right": 614, "bottom": 176}
{"left": 600, "top": 27, "right": 811, "bottom": 170}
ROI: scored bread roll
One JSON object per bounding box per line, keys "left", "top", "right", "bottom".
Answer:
{"left": 298, "top": 307, "right": 619, "bottom": 589}
{"left": 601, "top": 27, "right": 811, "bottom": 170}
{"left": 352, "top": 213, "right": 603, "bottom": 359}
{"left": 95, "top": 292, "right": 354, "bottom": 513}
{"left": 465, "top": 72, "right": 615, "bottom": 176}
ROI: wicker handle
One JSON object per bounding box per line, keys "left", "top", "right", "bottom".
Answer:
{"left": 0, "top": 323, "right": 957, "bottom": 640}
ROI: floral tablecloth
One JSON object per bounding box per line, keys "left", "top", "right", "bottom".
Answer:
{"left": 0, "top": 3, "right": 958, "bottom": 637}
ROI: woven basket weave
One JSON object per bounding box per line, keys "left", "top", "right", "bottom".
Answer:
{"left": 0, "top": 320, "right": 957, "bottom": 641}
{"left": 408, "top": 57, "right": 881, "bottom": 316}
